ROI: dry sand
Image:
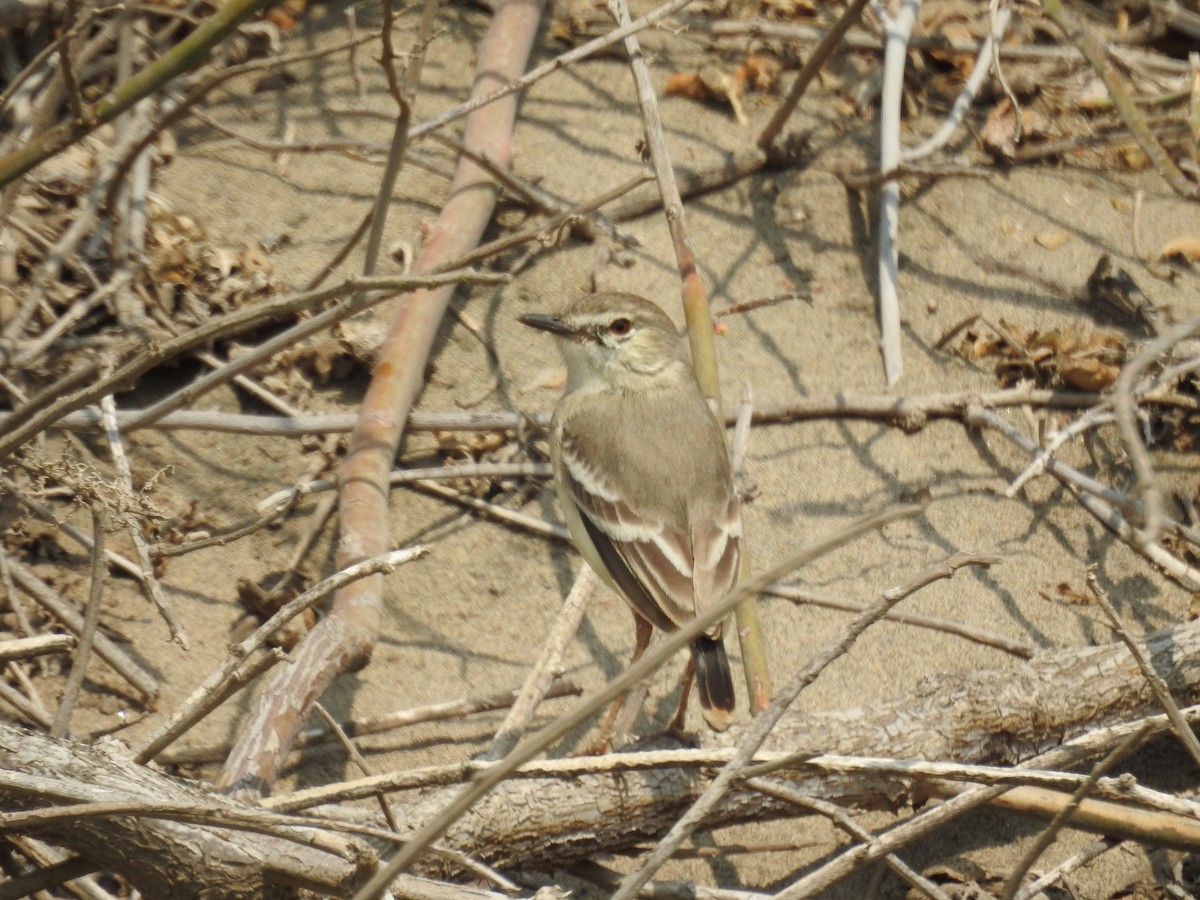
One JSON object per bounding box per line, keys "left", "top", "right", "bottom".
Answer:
{"left": 21, "top": 0, "right": 1200, "bottom": 895}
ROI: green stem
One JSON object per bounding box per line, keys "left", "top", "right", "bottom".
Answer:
{"left": 0, "top": 0, "right": 275, "bottom": 189}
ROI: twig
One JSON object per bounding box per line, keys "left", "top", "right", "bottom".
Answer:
{"left": 1041, "top": 0, "right": 1198, "bottom": 198}
{"left": 611, "top": 549, "right": 987, "bottom": 900}
{"left": 4, "top": 554, "right": 159, "bottom": 699}
{"left": 902, "top": 7, "right": 1011, "bottom": 161}
{"left": 1088, "top": 567, "right": 1200, "bottom": 770}
{"left": 0, "top": 635, "right": 75, "bottom": 663}
{"left": 314, "top": 702, "right": 400, "bottom": 832}
{"left": 0, "top": 677, "right": 53, "bottom": 729}
{"left": 755, "top": 0, "right": 872, "bottom": 152}
{"left": 1112, "top": 314, "right": 1200, "bottom": 548}
{"left": 999, "top": 724, "right": 1151, "bottom": 900}
{"left": 0, "top": 269, "right": 509, "bottom": 458}
{"left": 764, "top": 571, "right": 1030, "bottom": 658}
{"left": 1006, "top": 406, "right": 1115, "bottom": 497}
{"left": 57, "top": 0, "right": 84, "bottom": 121}
{"left": 430, "top": 133, "right": 634, "bottom": 244}
{"left": 134, "top": 547, "right": 426, "bottom": 764}
{"left": 604, "top": 146, "right": 775, "bottom": 222}
{"left": 98, "top": 396, "right": 189, "bottom": 648}
{"left": 485, "top": 568, "right": 598, "bottom": 760}
{"left": 876, "top": 0, "right": 922, "bottom": 387}
{"left": 407, "top": 0, "right": 696, "bottom": 144}
{"left": 703, "top": 17, "right": 1190, "bottom": 72}
{"left": 360, "top": 0, "right": 432, "bottom": 278}
{"left": 6, "top": 385, "right": 1145, "bottom": 440}
{"left": 351, "top": 504, "right": 923, "bottom": 898}
{"left": 607, "top": 0, "right": 772, "bottom": 714}
{"left": 1013, "top": 839, "right": 1119, "bottom": 900}
{"left": 274, "top": 744, "right": 1200, "bottom": 814}
{"left": 256, "top": 462, "right": 551, "bottom": 516}
{"left": 749, "top": 780, "right": 951, "bottom": 900}
{"left": 411, "top": 480, "right": 568, "bottom": 542}
{"left": 50, "top": 502, "right": 107, "bottom": 739}
{"left": 155, "top": 678, "right": 582, "bottom": 766}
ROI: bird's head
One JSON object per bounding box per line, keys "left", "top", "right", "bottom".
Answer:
{"left": 518, "top": 293, "right": 689, "bottom": 393}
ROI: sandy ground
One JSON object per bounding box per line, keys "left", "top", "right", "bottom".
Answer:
{"left": 18, "top": 0, "right": 1200, "bottom": 896}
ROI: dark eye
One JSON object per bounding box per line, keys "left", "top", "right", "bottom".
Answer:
{"left": 609, "top": 318, "right": 632, "bottom": 336}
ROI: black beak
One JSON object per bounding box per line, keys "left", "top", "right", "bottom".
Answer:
{"left": 517, "top": 312, "right": 576, "bottom": 338}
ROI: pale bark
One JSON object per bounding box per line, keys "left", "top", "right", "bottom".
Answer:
{"left": 4, "top": 621, "right": 1199, "bottom": 891}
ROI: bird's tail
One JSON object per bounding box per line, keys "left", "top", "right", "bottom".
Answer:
{"left": 691, "top": 635, "right": 735, "bottom": 731}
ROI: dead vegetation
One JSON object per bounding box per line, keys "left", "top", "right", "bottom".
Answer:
{"left": 1, "top": 0, "right": 1200, "bottom": 897}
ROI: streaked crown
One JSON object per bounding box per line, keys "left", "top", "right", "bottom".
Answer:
{"left": 518, "top": 293, "right": 689, "bottom": 392}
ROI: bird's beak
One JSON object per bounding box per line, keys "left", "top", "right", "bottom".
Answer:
{"left": 517, "top": 312, "right": 576, "bottom": 338}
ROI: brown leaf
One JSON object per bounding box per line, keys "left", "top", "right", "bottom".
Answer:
{"left": 1159, "top": 237, "right": 1200, "bottom": 263}
{"left": 1059, "top": 357, "right": 1120, "bottom": 391}
{"left": 665, "top": 72, "right": 715, "bottom": 103}
{"left": 1035, "top": 229, "right": 1071, "bottom": 250}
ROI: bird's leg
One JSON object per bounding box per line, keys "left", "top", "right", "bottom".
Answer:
{"left": 588, "top": 613, "right": 653, "bottom": 753}
{"left": 669, "top": 653, "right": 696, "bottom": 735}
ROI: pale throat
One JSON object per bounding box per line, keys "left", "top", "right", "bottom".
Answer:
{"left": 561, "top": 339, "right": 688, "bottom": 394}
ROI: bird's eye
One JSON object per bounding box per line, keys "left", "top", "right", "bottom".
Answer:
{"left": 609, "top": 318, "right": 633, "bottom": 336}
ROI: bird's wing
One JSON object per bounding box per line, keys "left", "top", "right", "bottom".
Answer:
{"left": 558, "top": 429, "right": 738, "bottom": 633}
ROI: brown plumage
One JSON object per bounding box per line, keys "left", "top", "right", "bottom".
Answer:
{"left": 519, "top": 293, "right": 741, "bottom": 731}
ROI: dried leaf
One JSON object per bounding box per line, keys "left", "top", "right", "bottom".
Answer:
{"left": 1055, "top": 581, "right": 1095, "bottom": 605}
{"left": 1035, "top": 230, "right": 1071, "bottom": 250}
{"left": 734, "top": 52, "right": 783, "bottom": 93}
{"left": 1059, "top": 357, "right": 1120, "bottom": 391}
{"left": 1159, "top": 237, "right": 1200, "bottom": 263}
{"left": 665, "top": 72, "right": 715, "bottom": 103}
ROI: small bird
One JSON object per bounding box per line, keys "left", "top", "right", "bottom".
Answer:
{"left": 518, "top": 292, "right": 741, "bottom": 732}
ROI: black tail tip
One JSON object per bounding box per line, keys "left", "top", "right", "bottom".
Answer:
{"left": 692, "top": 635, "right": 735, "bottom": 731}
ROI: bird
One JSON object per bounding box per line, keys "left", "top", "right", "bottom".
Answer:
{"left": 518, "top": 291, "right": 741, "bottom": 733}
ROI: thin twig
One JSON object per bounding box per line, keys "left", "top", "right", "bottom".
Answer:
{"left": 155, "top": 678, "right": 582, "bottom": 766}
{"left": 764, "top": 573, "right": 1029, "bottom": 658}
{"left": 749, "top": 779, "right": 951, "bottom": 900}
{"left": 411, "top": 480, "right": 568, "bottom": 542}
{"left": 1000, "top": 724, "right": 1152, "bottom": 900}
{"left": 5, "top": 385, "right": 1156, "bottom": 440}
{"left": 1112, "top": 314, "right": 1200, "bottom": 547}
{"left": 611, "top": 549, "right": 987, "bottom": 900}
{"left": 902, "top": 7, "right": 1011, "bottom": 161}
{"left": 134, "top": 547, "right": 426, "bottom": 763}
{"left": 98, "top": 396, "right": 189, "bottom": 648}
{"left": 352, "top": 504, "right": 922, "bottom": 898}
{"left": 49, "top": 502, "right": 106, "bottom": 739}
{"left": 1013, "top": 839, "right": 1119, "bottom": 900}
{"left": 4, "top": 554, "right": 159, "bottom": 699}
{"left": 876, "top": 0, "right": 922, "bottom": 387}
{"left": 314, "top": 702, "right": 400, "bottom": 832}
{"left": 756, "top": 0, "right": 872, "bottom": 152}
{"left": 484, "top": 568, "right": 598, "bottom": 761}
{"left": 1087, "top": 567, "right": 1200, "bottom": 770}
{"left": 407, "top": 0, "right": 696, "bottom": 144}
